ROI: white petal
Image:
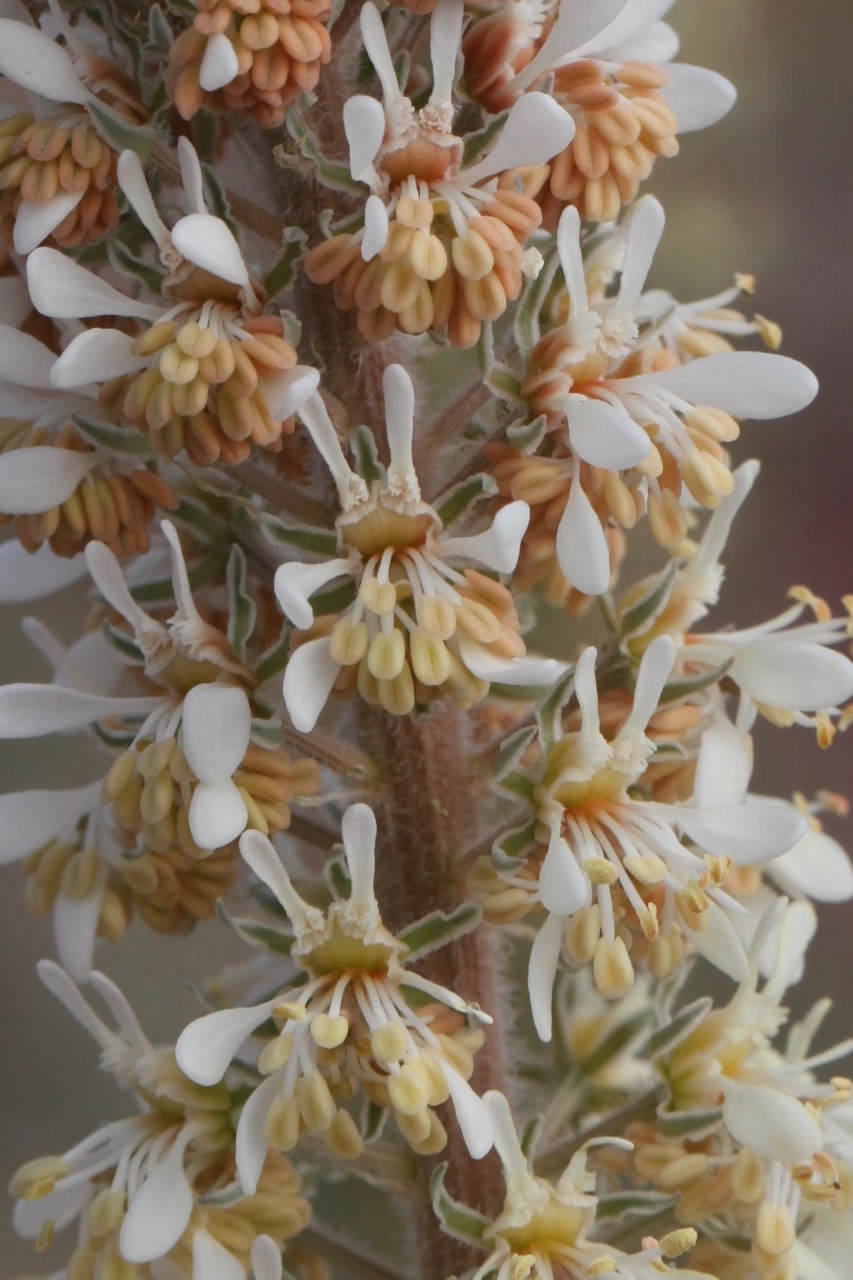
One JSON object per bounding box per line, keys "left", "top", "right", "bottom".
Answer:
{"left": 589, "top": 0, "right": 673, "bottom": 54}
{"left": 383, "top": 363, "right": 415, "bottom": 483}
{"left": 53, "top": 877, "right": 105, "bottom": 981}
{"left": 621, "top": 634, "right": 676, "bottom": 736}
{"left": 439, "top": 1062, "right": 493, "bottom": 1159}
{"left": 518, "top": 0, "right": 630, "bottom": 85}
{"left": 296, "top": 392, "right": 358, "bottom": 499}
{"left": 274, "top": 558, "right": 350, "bottom": 630}
{"left": 0, "top": 269, "right": 33, "bottom": 328}
{"left": 192, "top": 1228, "right": 244, "bottom": 1280}
{"left": 188, "top": 780, "right": 249, "bottom": 850}
{"left": 439, "top": 501, "right": 529, "bottom": 574}
{"left": 556, "top": 205, "right": 589, "bottom": 313}
{"left": 27, "top": 248, "right": 162, "bottom": 321}
{"left": 764, "top": 899, "right": 817, "bottom": 997}
{"left": 679, "top": 458, "right": 759, "bottom": 606}
{"left": 182, "top": 684, "right": 251, "bottom": 785}
{"left": 170, "top": 214, "right": 249, "bottom": 288}
{"left": 681, "top": 898, "right": 749, "bottom": 982}
{"left": 177, "top": 138, "right": 206, "bottom": 216}
{"left": 89, "top": 969, "right": 150, "bottom": 1047}
{"left": 457, "top": 636, "right": 565, "bottom": 687}
{"left": 528, "top": 912, "right": 564, "bottom": 1042}
{"left": 14, "top": 1180, "right": 88, "bottom": 1239}
{"left": 463, "top": 93, "right": 575, "bottom": 184}
{"left": 556, "top": 478, "right": 611, "bottom": 595}
{"left": 362, "top": 193, "right": 389, "bottom": 260}
{"left": 344, "top": 95, "right": 386, "bottom": 181}
{"left": 261, "top": 364, "right": 320, "bottom": 420}
{"left": 239, "top": 828, "right": 321, "bottom": 930}
{"left": 0, "top": 684, "right": 160, "bottom": 738}
{"left": 539, "top": 832, "right": 591, "bottom": 916}
{"left": 603, "top": 18, "right": 679, "bottom": 63}
{"left": 13, "top": 190, "right": 84, "bottom": 255}
{"left": 0, "top": 539, "right": 89, "bottom": 602}
{"left": 567, "top": 395, "right": 652, "bottom": 468}
{"left": 731, "top": 642, "right": 853, "bottom": 712}
{"left": 117, "top": 150, "right": 170, "bottom": 248}
{"left": 251, "top": 1236, "right": 283, "bottom": 1280}
{"left": 85, "top": 539, "right": 156, "bottom": 636}
{"left": 660, "top": 64, "right": 736, "bottom": 133}
{"left": 359, "top": 1, "right": 401, "bottom": 105}
{"left": 37, "top": 958, "right": 112, "bottom": 1045}
{"left": 341, "top": 803, "right": 378, "bottom": 913}
{"left": 635, "top": 352, "right": 819, "bottom": 419}
{"left": 618, "top": 195, "right": 665, "bottom": 312}
{"left": 0, "top": 20, "right": 88, "bottom": 103}
{"left": 199, "top": 31, "right": 240, "bottom": 91}
{"left": 175, "top": 1001, "right": 277, "bottom": 1087}
{"left": 0, "top": 780, "right": 99, "bottom": 863}
{"left": 769, "top": 828, "right": 853, "bottom": 904}
{"left": 692, "top": 718, "right": 751, "bottom": 808}
{"left": 51, "top": 329, "right": 149, "bottom": 387}
{"left": 723, "top": 1084, "right": 823, "bottom": 1163}
{"left": 0, "top": 445, "right": 100, "bottom": 514}
{"left": 428, "top": 0, "right": 464, "bottom": 106}
{"left": 283, "top": 636, "right": 340, "bottom": 732}
{"left": 0, "top": 324, "right": 55, "bottom": 387}
{"left": 672, "top": 799, "right": 808, "bottom": 866}
{"left": 236, "top": 1071, "right": 282, "bottom": 1194}
{"left": 120, "top": 1136, "right": 194, "bottom": 1263}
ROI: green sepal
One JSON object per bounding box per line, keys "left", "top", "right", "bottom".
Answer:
{"left": 647, "top": 996, "right": 713, "bottom": 1062}
{"left": 311, "top": 579, "right": 356, "bottom": 617}
{"left": 520, "top": 1113, "right": 544, "bottom": 1161}
{"left": 485, "top": 363, "right": 524, "bottom": 403}
{"left": 461, "top": 114, "right": 505, "bottom": 170}
{"left": 71, "top": 412, "right": 153, "bottom": 457}
{"left": 577, "top": 1007, "right": 654, "bottom": 1078}
{"left": 226, "top": 544, "right": 256, "bottom": 662}
{"left": 618, "top": 561, "right": 678, "bottom": 643}
{"left": 513, "top": 245, "right": 559, "bottom": 358}
{"left": 108, "top": 239, "right": 165, "bottom": 296}
{"left": 200, "top": 162, "right": 234, "bottom": 229}
{"left": 656, "top": 1106, "right": 723, "bottom": 1140}
{"left": 435, "top": 472, "right": 496, "bottom": 529}
{"left": 324, "top": 844, "right": 351, "bottom": 901}
{"left": 595, "top": 1190, "right": 677, "bottom": 1222}
{"left": 506, "top": 413, "right": 547, "bottom": 454}
{"left": 263, "top": 227, "right": 308, "bottom": 300}
{"left": 536, "top": 666, "right": 574, "bottom": 757}
{"left": 660, "top": 659, "right": 732, "bottom": 704}
{"left": 86, "top": 97, "right": 155, "bottom": 161}
{"left": 255, "top": 630, "right": 290, "bottom": 685}
{"left": 147, "top": 4, "right": 173, "bottom": 53}
{"left": 350, "top": 425, "right": 382, "bottom": 485}
{"left": 103, "top": 621, "right": 144, "bottom": 665}
{"left": 396, "top": 902, "right": 482, "bottom": 962}
{"left": 285, "top": 105, "right": 363, "bottom": 194}
{"left": 198, "top": 1181, "right": 245, "bottom": 1209}
{"left": 361, "top": 1098, "right": 388, "bottom": 1143}
{"left": 429, "top": 1163, "right": 488, "bottom": 1246}
{"left": 492, "top": 821, "right": 537, "bottom": 867}
{"left": 494, "top": 770, "right": 536, "bottom": 803}
{"left": 259, "top": 512, "right": 338, "bottom": 558}
{"left": 215, "top": 899, "right": 295, "bottom": 955}
{"left": 130, "top": 550, "right": 222, "bottom": 605}
{"left": 92, "top": 720, "right": 136, "bottom": 750}
{"left": 494, "top": 723, "right": 539, "bottom": 781}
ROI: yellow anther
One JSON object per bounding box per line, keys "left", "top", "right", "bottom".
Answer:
{"left": 410, "top": 630, "right": 451, "bottom": 687}
{"left": 310, "top": 1012, "right": 349, "bottom": 1049}
{"left": 371, "top": 1021, "right": 409, "bottom": 1064}
{"left": 387, "top": 1060, "right": 433, "bottom": 1116}
{"left": 582, "top": 857, "right": 618, "bottom": 885}
{"left": 296, "top": 1071, "right": 335, "bottom": 1132}
{"left": 451, "top": 229, "right": 494, "bottom": 281}
{"left": 367, "top": 629, "right": 406, "bottom": 681}
{"left": 258, "top": 1032, "right": 294, "bottom": 1075}
{"left": 592, "top": 935, "right": 634, "bottom": 999}
{"left": 755, "top": 1199, "right": 795, "bottom": 1256}
{"left": 659, "top": 1227, "right": 697, "bottom": 1259}
{"left": 330, "top": 617, "right": 369, "bottom": 665}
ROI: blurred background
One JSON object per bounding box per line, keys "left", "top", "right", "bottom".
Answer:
{"left": 2, "top": 0, "right": 852, "bottom": 1268}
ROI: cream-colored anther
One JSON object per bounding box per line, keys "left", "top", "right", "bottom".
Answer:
{"left": 87, "top": 1188, "right": 126, "bottom": 1239}
{"left": 367, "top": 629, "right": 406, "bottom": 681}
{"left": 310, "top": 1012, "right": 349, "bottom": 1049}
{"left": 371, "top": 1021, "right": 409, "bottom": 1064}
{"left": 592, "top": 935, "right": 634, "bottom": 999}
{"left": 451, "top": 229, "right": 494, "bottom": 281}
{"left": 330, "top": 617, "right": 369, "bottom": 665}
{"left": 755, "top": 1199, "right": 796, "bottom": 1256}
{"left": 258, "top": 1032, "right": 294, "bottom": 1075}
{"left": 296, "top": 1071, "right": 335, "bottom": 1132}
{"left": 387, "top": 1059, "right": 433, "bottom": 1116}
{"left": 264, "top": 1093, "right": 301, "bottom": 1152}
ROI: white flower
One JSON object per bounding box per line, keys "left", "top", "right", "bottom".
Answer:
{"left": 176, "top": 803, "right": 494, "bottom": 1184}
{"left": 526, "top": 640, "right": 806, "bottom": 1037}
{"left": 276, "top": 364, "right": 563, "bottom": 731}
{"left": 11, "top": 961, "right": 308, "bottom": 1280}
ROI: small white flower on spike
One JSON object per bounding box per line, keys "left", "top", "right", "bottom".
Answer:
{"left": 176, "top": 803, "right": 493, "bottom": 1182}
{"left": 276, "top": 366, "right": 562, "bottom": 731}
{"left": 306, "top": 0, "right": 574, "bottom": 346}
{"left": 11, "top": 962, "right": 309, "bottom": 1277}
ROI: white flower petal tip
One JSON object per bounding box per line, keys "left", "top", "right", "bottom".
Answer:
{"left": 236, "top": 1070, "right": 280, "bottom": 1195}
{"left": 0, "top": 540, "right": 89, "bottom": 602}
{"left": 0, "top": 325, "right": 55, "bottom": 388}
{"left": 0, "top": 780, "right": 100, "bottom": 864}
{"left": 770, "top": 828, "right": 853, "bottom": 904}
{"left": 556, "top": 479, "right": 611, "bottom": 596}
{"left": 344, "top": 95, "right": 385, "bottom": 182}
{"left": 0, "top": 446, "right": 100, "bottom": 515}
{"left": 723, "top": 1084, "right": 823, "bottom": 1164}
{"left": 170, "top": 214, "right": 249, "bottom": 288}
{"left": 650, "top": 352, "right": 818, "bottom": 419}
{"left": 283, "top": 636, "right": 340, "bottom": 732}
{"left": 539, "top": 833, "right": 590, "bottom": 917}
{"left": 175, "top": 1001, "right": 275, "bottom": 1087}
{"left": 567, "top": 397, "right": 652, "bottom": 469}
{"left": 440, "top": 1064, "right": 493, "bottom": 1159}
{"left": 53, "top": 883, "right": 104, "bottom": 982}
{"left": 464, "top": 93, "right": 575, "bottom": 185}
{"left": 188, "top": 780, "right": 249, "bottom": 850}
{"left": 662, "top": 64, "right": 737, "bottom": 133}
{"left": 264, "top": 364, "right": 321, "bottom": 420}
{"left": 193, "top": 1229, "right": 245, "bottom": 1280}
{"left": 274, "top": 558, "right": 349, "bottom": 631}
{"left": 251, "top": 1235, "right": 283, "bottom": 1280}
{"left": 199, "top": 30, "right": 240, "bottom": 91}
{"left": 26, "top": 247, "right": 161, "bottom": 322}
{"left": 731, "top": 643, "right": 853, "bottom": 713}
{"left": 12, "top": 191, "right": 84, "bottom": 255}
{"left": 528, "top": 912, "right": 564, "bottom": 1042}
{"left": 681, "top": 900, "right": 749, "bottom": 984}
{"left": 181, "top": 684, "right": 252, "bottom": 784}
{"left": 440, "top": 501, "right": 529, "bottom": 575}
{"left": 674, "top": 799, "right": 808, "bottom": 866}
{"left": 119, "top": 1137, "right": 194, "bottom": 1263}
{"left": 50, "top": 329, "right": 149, "bottom": 388}
{"left": 0, "top": 20, "right": 88, "bottom": 104}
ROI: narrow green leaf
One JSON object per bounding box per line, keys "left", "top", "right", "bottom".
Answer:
{"left": 429, "top": 1164, "right": 488, "bottom": 1246}
{"left": 361, "top": 1099, "right": 388, "bottom": 1142}
{"left": 259, "top": 512, "right": 338, "bottom": 557}
{"left": 264, "top": 229, "right": 307, "bottom": 300}
{"left": 485, "top": 364, "right": 523, "bottom": 403}
{"left": 71, "top": 413, "right": 153, "bottom": 456}
{"left": 619, "top": 562, "right": 678, "bottom": 642}
{"left": 656, "top": 1106, "right": 722, "bottom": 1139}
{"left": 580, "top": 1008, "right": 654, "bottom": 1077}
{"left": 255, "top": 631, "right": 289, "bottom": 685}
{"left": 506, "top": 413, "right": 547, "bottom": 454}
{"left": 493, "top": 821, "right": 536, "bottom": 866}
{"left": 147, "top": 4, "right": 173, "bottom": 52}
{"left": 494, "top": 770, "right": 536, "bottom": 802}
{"left": 493, "top": 724, "right": 538, "bottom": 781}
{"left": 350, "top": 425, "right": 382, "bottom": 485}
{"left": 397, "top": 902, "right": 482, "bottom": 961}
{"left": 215, "top": 900, "right": 295, "bottom": 955}
{"left": 536, "top": 667, "right": 574, "bottom": 757}
{"left": 108, "top": 239, "right": 165, "bottom": 294}
{"left": 596, "top": 1190, "right": 676, "bottom": 1221}
{"left": 198, "top": 1181, "right": 245, "bottom": 1209}
{"left": 660, "top": 659, "right": 732, "bottom": 704}
{"left": 435, "top": 472, "right": 496, "bottom": 529}
{"left": 226, "top": 544, "right": 257, "bottom": 661}
{"left": 86, "top": 98, "right": 155, "bottom": 160}
{"left": 647, "top": 996, "right": 713, "bottom": 1061}
{"left": 461, "top": 114, "right": 505, "bottom": 170}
